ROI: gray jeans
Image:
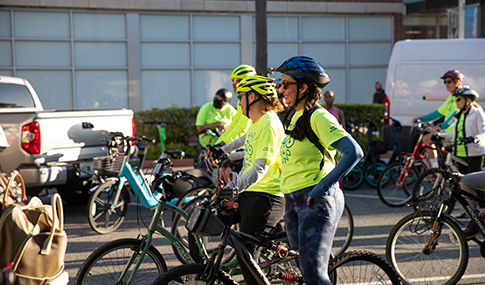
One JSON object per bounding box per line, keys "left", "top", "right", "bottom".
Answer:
{"left": 459, "top": 170, "right": 485, "bottom": 212}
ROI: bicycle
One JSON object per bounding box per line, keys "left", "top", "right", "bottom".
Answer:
{"left": 385, "top": 166, "right": 485, "bottom": 285}
{"left": 343, "top": 117, "right": 402, "bottom": 190}
{"left": 152, "top": 195, "right": 401, "bottom": 285}
{"left": 376, "top": 120, "right": 442, "bottom": 207}
{"left": 87, "top": 132, "right": 214, "bottom": 234}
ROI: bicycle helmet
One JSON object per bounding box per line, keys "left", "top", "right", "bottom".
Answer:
{"left": 441, "top": 70, "right": 464, "bottom": 81}
{"left": 453, "top": 86, "right": 479, "bottom": 101}
{"left": 276, "top": 56, "right": 330, "bottom": 88}
{"left": 215, "top": 88, "right": 233, "bottom": 102}
{"left": 231, "top": 64, "right": 257, "bottom": 79}
{"left": 236, "top": 75, "right": 277, "bottom": 98}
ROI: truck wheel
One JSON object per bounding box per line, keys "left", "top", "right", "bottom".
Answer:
{"left": 57, "top": 182, "right": 92, "bottom": 205}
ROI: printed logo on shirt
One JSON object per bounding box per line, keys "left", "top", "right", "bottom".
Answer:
{"left": 330, "top": 126, "right": 338, "bottom": 133}
{"left": 280, "top": 135, "right": 295, "bottom": 164}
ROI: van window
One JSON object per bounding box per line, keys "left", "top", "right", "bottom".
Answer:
{"left": 0, "top": 83, "right": 35, "bottom": 108}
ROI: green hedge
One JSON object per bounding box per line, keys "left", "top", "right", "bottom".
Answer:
{"left": 135, "top": 103, "right": 386, "bottom": 159}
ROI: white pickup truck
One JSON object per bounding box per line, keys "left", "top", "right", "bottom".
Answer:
{"left": 0, "top": 76, "right": 135, "bottom": 204}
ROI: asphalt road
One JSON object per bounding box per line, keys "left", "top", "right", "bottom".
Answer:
{"left": 51, "top": 176, "right": 485, "bottom": 284}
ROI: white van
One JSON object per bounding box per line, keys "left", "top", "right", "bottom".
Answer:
{"left": 385, "top": 39, "right": 485, "bottom": 129}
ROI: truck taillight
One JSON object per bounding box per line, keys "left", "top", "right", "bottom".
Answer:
{"left": 21, "top": 122, "right": 41, "bottom": 155}
{"left": 132, "top": 117, "right": 136, "bottom": 146}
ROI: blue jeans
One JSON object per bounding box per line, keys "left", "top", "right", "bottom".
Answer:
{"left": 284, "top": 183, "right": 344, "bottom": 285}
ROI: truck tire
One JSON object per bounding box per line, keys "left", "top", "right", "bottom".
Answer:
{"left": 56, "top": 181, "right": 93, "bottom": 205}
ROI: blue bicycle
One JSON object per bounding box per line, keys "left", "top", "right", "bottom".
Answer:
{"left": 87, "top": 132, "right": 214, "bottom": 234}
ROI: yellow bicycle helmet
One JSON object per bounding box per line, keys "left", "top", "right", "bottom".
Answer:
{"left": 236, "top": 75, "right": 277, "bottom": 98}
{"left": 231, "top": 64, "right": 257, "bottom": 79}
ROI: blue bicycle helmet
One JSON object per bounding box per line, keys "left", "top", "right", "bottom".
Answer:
{"left": 276, "top": 56, "right": 330, "bottom": 88}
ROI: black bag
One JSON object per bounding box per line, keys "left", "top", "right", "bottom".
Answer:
{"left": 185, "top": 205, "right": 224, "bottom": 237}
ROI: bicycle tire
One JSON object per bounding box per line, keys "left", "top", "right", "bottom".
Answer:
{"left": 386, "top": 211, "right": 469, "bottom": 285}
{"left": 150, "top": 263, "right": 238, "bottom": 285}
{"left": 411, "top": 168, "right": 455, "bottom": 214}
{"left": 171, "top": 195, "right": 237, "bottom": 265}
{"left": 332, "top": 203, "right": 354, "bottom": 256}
{"left": 74, "top": 238, "right": 167, "bottom": 285}
{"left": 377, "top": 162, "right": 418, "bottom": 207}
{"left": 363, "top": 160, "right": 387, "bottom": 188}
{"left": 343, "top": 165, "right": 364, "bottom": 190}
{"left": 328, "top": 250, "right": 401, "bottom": 285}
{"left": 87, "top": 179, "right": 130, "bottom": 234}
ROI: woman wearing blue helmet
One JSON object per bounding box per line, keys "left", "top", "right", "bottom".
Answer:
{"left": 276, "top": 56, "right": 363, "bottom": 284}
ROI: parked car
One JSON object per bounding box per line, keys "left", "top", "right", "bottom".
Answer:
{"left": 0, "top": 75, "right": 135, "bottom": 204}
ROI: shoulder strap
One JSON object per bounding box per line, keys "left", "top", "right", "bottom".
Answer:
{"left": 304, "top": 106, "right": 334, "bottom": 180}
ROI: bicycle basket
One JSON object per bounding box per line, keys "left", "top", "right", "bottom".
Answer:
{"left": 372, "top": 141, "right": 389, "bottom": 154}
{"left": 93, "top": 156, "right": 128, "bottom": 177}
{"left": 186, "top": 204, "right": 224, "bottom": 237}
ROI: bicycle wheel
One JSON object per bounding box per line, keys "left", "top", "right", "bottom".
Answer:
{"left": 87, "top": 179, "right": 130, "bottom": 234}
{"left": 412, "top": 169, "right": 455, "bottom": 214}
{"left": 363, "top": 160, "right": 387, "bottom": 188}
{"left": 332, "top": 203, "right": 354, "bottom": 256}
{"left": 343, "top": 165, "right": 364, "bottom": 190}
{"left": 75, "top": 238, "right": 167, "bottom": 285}
{"left": 386, "top": 211, "right": 469, "bottom": 285}
{"left": 328, "top": 250, "right": 401, "bottom": 285}
{"left": 150, "top": 263, "right": 238, "bottom": 285}
{"left": 377, "top": 162, "right": 418, "bottom": 207}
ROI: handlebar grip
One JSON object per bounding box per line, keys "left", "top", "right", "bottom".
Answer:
{"left": 223, "top": 200, "right": 239, "bottom": 209}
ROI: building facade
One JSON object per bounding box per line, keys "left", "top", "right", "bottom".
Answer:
{"left": 0, "top": 1, "right": 402, "bottom": 111}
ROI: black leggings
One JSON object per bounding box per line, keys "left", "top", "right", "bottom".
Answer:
{"left": 236, "top": 191, "right": 285, "bottom": 284}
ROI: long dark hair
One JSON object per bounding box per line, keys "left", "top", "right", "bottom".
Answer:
{"left": 289, "top": 79, "right": 322, "bottom": 141}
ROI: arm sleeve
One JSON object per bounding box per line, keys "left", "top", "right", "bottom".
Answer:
{"left": 216, "top": 107, "right": 251, "bottom": 145}
{"left": 222, "top": 134, "right": 246, "bottom": 153}
{"left": 439, "top": 111, "right": 458, "bottom": 130}
{"left": 309, "top": 136, "right": 364, "bottom": 198}
{"left": 228, "top": 151, "right": 244, "bottom": 161}
{"left": 420, "top": 110, "right": 443, "bottom": 123}
{"left": 236, "top": 158, "right": 268, "bottom": 192}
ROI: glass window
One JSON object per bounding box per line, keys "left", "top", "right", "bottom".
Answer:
{"left": 75, "top": 71, "right": 128, "bottom": 110}
{"left": 193, "top": 43, "right": 240, "bottom": 67}
{"left": 14, "top": 11, "right": 69, "bottom": 39}
{"left": 73, "top": 13, "right": 126, "bottom": 39}
{"left": 301, "top": 17, "right": 345, "bottom": 41}
{"left": 349, "top": 17, "right": 392, "bottom": 41}
{"left": 74, "top": 42, "right": 126, "bottom": 67}
{"left": 0, "top": 70, "right": 13, "bottom": 77}
{"left": 267, "top": 17, "right": 298, "bottom": 41}
{"left": 141, "top": 70, "right": 191, "bottom": 109}
{"left": 321, "top": 68, "right": 346, "bottom": 104}
{"left": 0, "top": 83, "right": 34, "bottom": 108}
{"left": 140, "top": 15, "right": 189, "bottom": 40}
{"left": 141, "top": 43, "right": 190, "bottom": 67}
{"left": 16, "top": 70, "right": 72, "bottom": 110}
{"left": 0, "top": 11, "right": 11, "bottom": 37}
{"left": 194, "top": 70, "right": 233, "bottom": 106}
{"left": 0, "top": 41, "right": 12, "bottom": 67}
{"left": 266, "top": 43, "right": 298, "bottom": 68}
{"left": 348, "top": 43, "right": 391, "bottom": 66}
{"left": 302, "top": 43, "right": 345, "bottom": 66}
{"left": 16, "top": 41, "right": 71, "bottom": 67}
{"left": 349, "top": 67, "right": 387, "bottom": 104}
{"left": 193, "top": 16, "right": 240, "bottom": 41}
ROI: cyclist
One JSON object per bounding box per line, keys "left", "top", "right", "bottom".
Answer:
{"left": 211, "top": 75, "right": 285, "bottom": 284}
{"left": 276, "top": 56, "right": 363, "bottom": 285}
{"left": 434, "top": 87, "right": 485, "bottom": 239}
{"left": 195, "top": 88, "right": 236, "bottom": 148}
{"left": 459, "top": 170, "right": 485, "bottom": 239}
{"left": 215, "top": 65, "right": 256, "bottom": 146}
{"left": 412, "top": 70, "right": 464, "bottom": 168}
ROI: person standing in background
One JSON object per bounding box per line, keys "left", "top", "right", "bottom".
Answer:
{"left": 323, "top": 90, "right": 345, "bottom": 127}
{"left": 373, "top": 81, "right": 386, "bottom": 104}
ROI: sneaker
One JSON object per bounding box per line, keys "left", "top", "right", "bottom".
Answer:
{"left": 463, "top": 213, "right": 485, "bottom": 240}
{"left": 454, "top": 212, "right": 469, "bottom": 221}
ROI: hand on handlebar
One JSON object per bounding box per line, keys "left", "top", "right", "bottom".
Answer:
{"left": 460, "top": 136, "right": 479, "bottom": 144}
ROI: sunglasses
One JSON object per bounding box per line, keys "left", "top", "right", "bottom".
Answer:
{"left": 444, "top": 80, "right": 454, "bottom": 84}
{"left": 232, "top": 78, "right": 240, "bottom": 84}
{"left": 281, "top": 81, "right": 297, "bottom": 90}
{"left": 237, "top": 92, "right": 252, "bottom": 100}
{"left": 456, "top": 97, "right": 463, "bottom": 102}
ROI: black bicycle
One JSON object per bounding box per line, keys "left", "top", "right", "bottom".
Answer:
{"left": 152, "top": 195, "right": 401, "bottom": 285}
{"left": 386, "top": 166, "right": 485, "bottom": 285}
